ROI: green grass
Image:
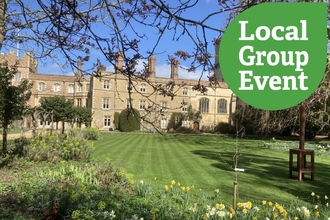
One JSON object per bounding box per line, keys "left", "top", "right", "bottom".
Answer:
{"left": 92, "top": 133, "right": 330, "bottom": 206}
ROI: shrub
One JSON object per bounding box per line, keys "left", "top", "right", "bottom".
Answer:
{"left": 23, "top": 134, "right": 95, "bottom": 162}
{"left": 69, "top": 127, "right": 100, "bottom": 140}
{"left": 175, "top": 127, "right": 197, "bottom": 134}
{"left": 118, "top": 108, "right": 140, "bottom": 132}
{"left": 167, "top": 112, "right": 185, "bottom": 130}
{"left": 114, "top": 112, "right": 120, "bottom": 130}
{"left": 214, "top": 122, "right": 235, "bottom": 134}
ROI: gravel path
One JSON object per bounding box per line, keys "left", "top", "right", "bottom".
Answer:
{"left": 0, "top": 130, "right": 33, "bottom": 140}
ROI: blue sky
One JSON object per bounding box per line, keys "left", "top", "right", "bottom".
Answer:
{"left": 13, "top": 0, "right": 229, "bottom": 80}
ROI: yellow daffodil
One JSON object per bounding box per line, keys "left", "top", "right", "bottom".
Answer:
{"left": 215, "top": 188, "right": 220, "bottom": 194}
{"left": 262, "top": 200, "right": 267, "bottom": 205}
{"left": 150, "top": 208, "right": 156, "bottom": 214}
{"left": 314, "top": 211, "right": 320, "bottom": 217}
{"left": 171, "top": 180, "right": 175, "bottom": 185}
{"left": 164, "top": 185, "right": 168, "bottom": 191}
{"left": 242, "top": 208, "right": 248, "bottom": 214}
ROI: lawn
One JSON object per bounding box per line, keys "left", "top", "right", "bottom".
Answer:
{"left": 92, "top": 133, "right": 330, "bottom": 205}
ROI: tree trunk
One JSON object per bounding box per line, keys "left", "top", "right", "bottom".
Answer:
{"left": 61, "top": 121, "right": 65, "bottom": 134}
{"left": 0, "top": 0, "right": 8, "bottom": 51}
{"left": 20, "top": 119, "right": 24, "bottom": 139}
{"left": 299, "top": 102, "right": 306, "bottom": 150}
{"left": 42, "top": 121, "right": 46, "bottom": 136}
{"left": 2, "top": 125, "right": 8, "bottom": 156}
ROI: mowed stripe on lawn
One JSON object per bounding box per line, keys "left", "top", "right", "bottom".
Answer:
{"left": 92, "top": 133, "right": 330, "bottom": 204}
{"left": 93, "top": 134, "right": 231, "bottom": 191}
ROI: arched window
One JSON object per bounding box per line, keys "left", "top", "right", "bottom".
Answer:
{"left": 53, "top": 83, "right": 60, "bottom": 92}
{"left": 217, "top": 99, "right": 227, "bottom": 114}
{"left": 199, "top": 98, "right": 209, "bottom": 113}
{"left": 38, "top": 82, "right": 45, "bottom": 91}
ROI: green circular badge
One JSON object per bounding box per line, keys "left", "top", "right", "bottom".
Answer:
{"left": 220, "top": 3, "right": 327, "bottom": 110}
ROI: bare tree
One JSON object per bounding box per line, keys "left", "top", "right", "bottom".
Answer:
{"left": 0, "top": 0, "right": 241, "bottom": 129}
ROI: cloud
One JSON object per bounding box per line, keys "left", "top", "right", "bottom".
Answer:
{"left": 106, "top": 59, "right": 209, "bottom": 80}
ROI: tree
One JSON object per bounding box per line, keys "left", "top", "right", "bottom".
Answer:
{"left": 0, "top": 0, "right": 236, "bottom": 130}
{"left": 39, "top": 96, "right": 74, "bottom": 134}
{"left": 118, "top": 108, "right": 140, "bottom": 132}
{"left": 167, "top": 112, "right": 186, "bottom": 131}
{"left": 186, "top": 104, "right": 202, "bottom": 123}
{"left": 113, "top": 112, "right": 120, "bottom": 130}
{"left": 72, "top": 106, "right": 93, "bottom": 128}
{"left": 230, "top": 0, "right": 330, "bottom": 137}
{"left": 0, "top": 63, "right": 32, "bottom": 155}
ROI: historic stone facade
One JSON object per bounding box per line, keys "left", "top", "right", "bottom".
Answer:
{"left": 91, "top": 54, "right": 236, "bottom": 131}
{"left": 1, "top": 50, "right": 236, "bottom": 132}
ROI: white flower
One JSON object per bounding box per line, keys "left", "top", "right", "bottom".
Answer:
{"left": 209, "top": 207, "right": 216, "bottom": 216}
{"left": 253, "top": 206, "right": 260, "bottom": 212}
{"left": 109, "top": 210, "right": 116, "bottom": 219}
{"left": 314, "top": 205, "right": 318, "bottom": 209}
{"left": 325, "top": 195, "right": 329, "bottom": 200}
{"left": 266, "top": 217, "right": 270, "bottom": 220}
{"left": 140, "top": 180, "right": 144, "bottom": 184}
{"left": 216, "top": 211, "right": 226, "bottom": 217}
{"left": 132, "top": 214, "right": 138, "bottom": 220}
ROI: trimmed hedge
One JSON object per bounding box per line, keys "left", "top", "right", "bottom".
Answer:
{"left": 114, "top": 112, "right": 120, "bottom": 130}
{"left": 214, "top": 122, "right": 235, "bottom": 134}
{"left": 118, "top": 108, "right": 141, "bottom": 132}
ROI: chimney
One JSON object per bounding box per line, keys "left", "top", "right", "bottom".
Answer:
{"left": 76, "top": 59, "right": 82, "bottom": 78}
{"left": 171, "top": 58, "right": 178, "bottom": 79}
{"left": 148, "top": 54, "right": 156, "bottom": 77}
{"left": 97, "top": 65, "right": 106, "bottom": 72}
{"left": 115, "top": 51, "right": 123, "bottom": 73}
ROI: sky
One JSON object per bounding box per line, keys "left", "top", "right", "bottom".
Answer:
{"left": 11, "top": 0, "right": 229, "bottom": 81}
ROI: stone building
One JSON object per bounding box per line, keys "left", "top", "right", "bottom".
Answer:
{"left": 0, "top": 50, "right": 236, "bottom": 132}
{"left": 91, "top": 53, "right": 236, "bottom": 132}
